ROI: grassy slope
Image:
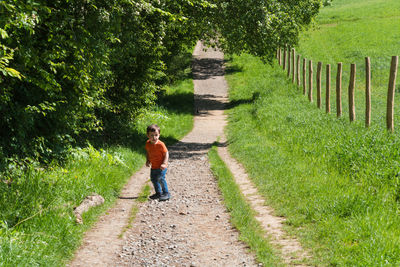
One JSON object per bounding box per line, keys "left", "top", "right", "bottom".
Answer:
{"left": 0, "top": 77, "right": 194, "bottom": 267}
{"left": 297, "top": 0, "right": 400, "bottom": 128}
{"left": 225, "top": 1, "right": 400, "bottom": 264}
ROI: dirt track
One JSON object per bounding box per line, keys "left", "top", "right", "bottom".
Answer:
{"left": 69, "top": 42, "right": 308, "bottom": 267}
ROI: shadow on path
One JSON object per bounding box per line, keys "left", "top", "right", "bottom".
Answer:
{"left": 169, "top": 141, "right": 228, "bottom": 160}
{"left": 192, "top": 57, "right": 225, "bottom": 80}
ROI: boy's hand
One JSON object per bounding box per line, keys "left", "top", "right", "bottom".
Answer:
{"left": 160, "top": 163, "right": 167, "bottom": 170}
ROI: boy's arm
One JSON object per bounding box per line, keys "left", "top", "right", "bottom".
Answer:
{"left": 160, "top": 151, "right": 169, "bottom": 170}
{"left": 146, "top": 152, "right": 151, "bottom": 167}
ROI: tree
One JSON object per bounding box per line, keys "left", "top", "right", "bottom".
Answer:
{"left": 0, "top": 0, "right": 320, "bottom": 170}
{"left": 211, "top": 0, "right": 321, "bottom": 61}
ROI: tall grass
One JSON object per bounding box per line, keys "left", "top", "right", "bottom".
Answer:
{"left": 0, "top": 77, "right": 194, "bottom": 266}
{"left": 225, "top": 51, "right": 400, "bottom": 265}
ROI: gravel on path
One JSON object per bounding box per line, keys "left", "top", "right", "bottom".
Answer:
{"left": 116, "top": 42, "right": 259, "bottom": 267}
{"left": 70, "top": 41, "right": 310, "bottom": 267}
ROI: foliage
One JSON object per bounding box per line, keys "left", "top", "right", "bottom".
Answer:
{"left": 211, "top": 0, "right": 321, "bottom": 61}
{"left": 322, "top": 0, "right": 333, "bottom": 6}
{"left": 0, "top": 74, "right": 194, "bottom": 266}
{"left": 0, "top": 0, "right": 320, "bottom": 174}
{"left": 0, "top": 0, "right": 208, "bottom": 171}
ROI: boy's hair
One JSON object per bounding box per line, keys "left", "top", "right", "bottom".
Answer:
{"left": 147, "top": 124, "right": 161, "bottom": 134}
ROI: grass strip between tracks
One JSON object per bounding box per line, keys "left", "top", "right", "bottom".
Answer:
{"left": 209, "top": 144, "right": 281, "bottom": 266}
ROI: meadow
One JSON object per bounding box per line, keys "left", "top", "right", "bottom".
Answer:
{"left": 296, "top": 0, "right": 400, "bottom": 128}
{"left": 224, "top": 0, "right": 400, "bottom": 265}
{"left": 0, "top": 77, "right": 193, "bottom": 266}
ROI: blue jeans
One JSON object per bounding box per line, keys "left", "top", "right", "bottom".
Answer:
{"left": 150, "top": 168, "right": 169, "bottom": 195}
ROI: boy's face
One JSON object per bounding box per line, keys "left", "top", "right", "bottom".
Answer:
{"left": 147, "top": 130, "right": 160, "bottom": 144}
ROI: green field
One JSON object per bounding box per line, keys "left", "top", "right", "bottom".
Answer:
{"left": 295, "top": 0, "right": 400, "bottom": 129}
{"left": 225, "top": 0, "right": 400, "bottom": 265}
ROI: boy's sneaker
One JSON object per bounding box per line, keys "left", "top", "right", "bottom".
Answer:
{"left": 159, "top": 192, "right": 170, "bottom": 201}
{"left": 149, "top": 192, "right": 161, "bottom": 200}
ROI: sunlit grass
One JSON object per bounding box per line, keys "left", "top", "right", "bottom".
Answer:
{"left": 295, "top": 0, "right": 400, "bottom": 130}
{"left": 208, "top": 144, "right": 281, "bottom": 266}
{"left": 225, "top": 52, "right": 400, "bottom": 265}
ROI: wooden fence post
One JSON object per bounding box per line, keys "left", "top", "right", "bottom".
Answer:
{"left": 317, "top": 62, "right": 322, "bottom": 108}
{"left": 292, "top": 48, "right": 296, "bottom": 83}
{"left": 336, "top": 62, "right": 343, "bottom": 118}
{"left": 326, "top": 64, "right": 331, "bottom": 113}
{"left": 365, "top": 57, "right": 371, "bottom": 128}
{"left": 278, "top": 48, "right": 282, "bottom": 65}
{"left": 296, "top": 55, "right": 301, "bottom": 87}
{"left": 308, "top": 60, "right": 313, "bottom": 102}
{"left": 276, "top": 47, "right": 279, "bottom": 61}
{"left": 283, "top": 48, "right": 287, "bottom": 70}
{"left": 302, "top": 58, "right": 307, "bottom": 95}
{"left": 287, "top": 48, "right": 291, "bottom": 77}
{"left": 387, "top": 56, "right": 399, "bottom": 132}
{"left": 349, "top": 63, "right": 356, "bottom": 122}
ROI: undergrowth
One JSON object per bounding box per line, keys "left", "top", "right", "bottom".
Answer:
{"left": 0, "top": 76, "right": 194, "bottom": 266}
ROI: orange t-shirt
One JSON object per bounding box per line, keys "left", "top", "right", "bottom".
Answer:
{"left": 145, "top": 140, "right": 168, "bottom": 169}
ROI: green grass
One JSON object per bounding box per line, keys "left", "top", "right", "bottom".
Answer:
{"left": 208, "top": 144, "right": 281, "bottom": 266}
{"left": 295, "top": 0, "right": 400, "bottom": 129}
{"left": 119, "top": 184, "right": 151, "bottom": 238}
{"left": 225, "top": 52, "right": 400, "bottom": 265}
{"left": 0, "top": 77, "right": 194, "bottom": 266}
{"left": 227, "top": 2, "right": 400, "bottom": 264}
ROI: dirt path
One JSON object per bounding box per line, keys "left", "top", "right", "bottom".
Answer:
{"left": 217, "top": 136, "right": 310, "bottom": 266}
{"left": 69, "top": 42, "right": 309, "bottom": 266}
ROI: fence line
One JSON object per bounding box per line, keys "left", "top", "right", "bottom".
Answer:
{"left": 277, "top": 47, "right": 400, "bottom": 131}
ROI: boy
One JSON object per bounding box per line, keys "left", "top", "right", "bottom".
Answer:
{"left": 145, "top": 124, "right": 171, "bottom": 201}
